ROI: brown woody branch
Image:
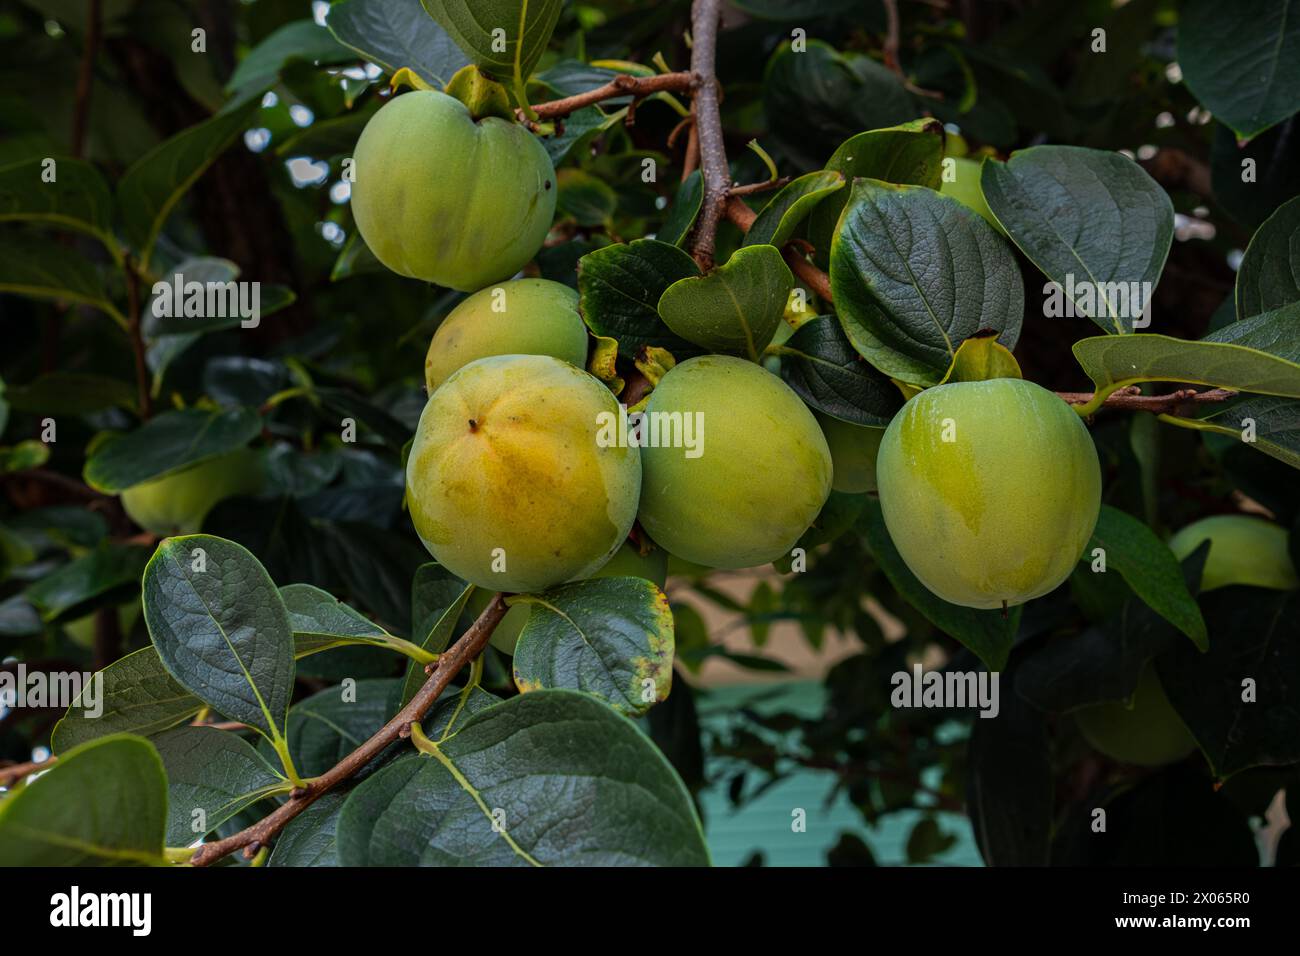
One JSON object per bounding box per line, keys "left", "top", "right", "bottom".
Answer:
{"left": 0, "top": 758, "right": 53, "bottom": 787}
{"left": 189, "top": 594, "right": 510, "bottom": 866}
{"left": 1058, "top": 386, "right": 1237, "bottom": 413}
{"left": 687, "top": 0, "right": 728, "bottom": 272}
{"left": 524, "top": 71, "right": 696, "bottom": 124}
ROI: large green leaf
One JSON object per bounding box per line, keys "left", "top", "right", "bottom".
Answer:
{"left": 336, "top": 689, "right": 710, "bottom": 866}
{"left": 328, "top": 0, "right": 469, "bottom": 87}
{"left": 830, "top": 179, "right": 1024, "bottom": 387}
{"left": 744, "top": 170, "right": 845, "bottom": 248}
{"left": 772, "top": 315, "right": 903, "bottom": 426}
{"left": 152, "top": 726, "right": 284, "bottom": 845}
{"left": 981, "top": 145, "right": 1173, "bottom": 334}
{"left": 1085, "top": 505, "right": 1207, "bottom": 650}
{"left": 1178, "top": 0, "right": 1300, "bottom": 141}
{"left": 576, "top": 238, "right": 701, "bottom": 356}
{"left": 142, "top": 536, "right": 296, "bottom": 750}
{"left": 0, "top": 157, "right": 114, "bottom": 245}
{"left": 657, "top": 244, "right": 793, "bottom": 359}
{"left": 419, "top": 0, "right": 562, "bottom": 82}
{"left": 82, "top": 406, "right": 262, "bottom": 493}
{"left": 0, "top": 234, "right": 118, "bottom": 321}
{"left": 116, "top": 100, "right": 259, "bottom": 269}
{"left": 511, "top": 578, "right": 673, "bottom": 717}
{"left": 51, "top": 647, "right": 202, "bottom": 754}
{"left": 1071, "top": 306, "right": 1300, "bottom": 402}
{"left": 0, "top": 735, "right": 166, "bottom": 866}
{"left": 861, "top": 499, "right": 1017, "bottom": 671}
{"left": 807, "top": 118, "right": 946, "bottom": 262}
{"left": 1159, "top": 588, "right": 1300, "bottom": 778}
{"left": 1235, "top": 195, "right": 1300, "bottom": 319}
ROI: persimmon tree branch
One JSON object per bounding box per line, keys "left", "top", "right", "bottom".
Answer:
{"left": 687, "top": 0, "right": 729, "bottom": 272}
{"left": 524, "top": 71, "right": 696, "bottom": 123}
{"left": 189, "top": 593, "right": 510, "bottom": 866}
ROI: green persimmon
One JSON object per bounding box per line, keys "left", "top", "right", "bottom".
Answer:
{"left": 1075, "top": 665, "right": 1197, "bottom": 767}
{"left": 940, "top": 157, "right": 1002, "bottom": 232}
{"left": 425, "top": 278, "right": 588, "bottom": 392}
{"left": 406, "top": 354, "right": 641, "bottom": 593}
{"left": 815, "top": 412, "right": 884, "bottom": 494}
{"left": 350, "top": 90, "right": 556, "bottom": 291}
{"left": 637, "top": 355, "right": 832, "bottom": 569}
{"left": 876, "top": 378, "right": 1101, "bottom": 609}
{"left": 120, "top": 449, "right": 263, "bottom": 536}
{"left": 476, "top": 541, "right": 669, "bottom": 654}
{"left": 1167, "top": 514, "right": 1299, "bottom": 592}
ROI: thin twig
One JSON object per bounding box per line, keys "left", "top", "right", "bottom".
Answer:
{"left": 124, "top": 257, "right": 151, "bottom": 419}
{"left": 0, "top": 758, "right": 55, "bottom": 787}
{"left": 728, "top": 176, "right": 792, "bottom": 197}
{"left": 681, "top": 114, "right": 700, "bottom": 181}
{"left": 724, "top": 196, "right": 834, "bottom": 301}
{"left": 1058, "top": 387, "right": 1237, "bottom": 413}
{"left": 71, "top": 0, "right": 102, "bottom": 157}
{"left": 687, "top": 0, "right": 728, "bottom": 271}
{"left": 523, "top": 71, "right": 696, "bottom": 125}
{"left": 189, "top": 594, "right": 509, "bottom": 866}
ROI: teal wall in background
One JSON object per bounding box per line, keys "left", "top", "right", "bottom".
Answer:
{"left": 693, "top": 681, "right": 983, "bottom": 867}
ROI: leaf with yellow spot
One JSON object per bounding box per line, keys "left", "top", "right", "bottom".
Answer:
{"left": 509, "top": 578, "right": 674, "bottom": 717}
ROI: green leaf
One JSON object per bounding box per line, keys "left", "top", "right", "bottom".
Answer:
{"left": 1178, "top": 0, "right": 1300, "bottom": 141}
{"left": 556, "top": 167, "right": 617, "bottom": 227}
{"left": 51, "top": 647, "right": 203, "bottom": 754}
{"left": 807, "top": 118, "right": 946, "bottom": 261}
{"left": 152, "top": 726, "right": 284, "bottom": 845}
{"left": 0, "top": 439, "right": 49, "bottom": 473}
{"left": 270, "top": 679, "right": 404, "bottom": 779}
{"left": 328, "top": 0, "right": 469, "bottom": 88}
{"left": 23, "top": 542, "right": 150, "bottom": 620}
{"left": 1169, "top": 394, "right": 1300, "bottom": 471}
{"left": 283, "top": 583, "right": 427, "bottom": 662}
{"left": 116, "top": 100, "right": 260, "bottom": 270}
{"left": 83, "top": 406, "right": 261, "bottom": 494}
{"left": 577, "top": 238, "right": 701, "bottom": 355}
{"left": 401, "top": 564, "right": 473, "bottom": 706}
{"left": 773, "top": 315, "right": 903, "bottom": 426}
{"left": 0, "top": 156, "right": 114, "bottom": 244}
{"left": 658, "top": 170, "right": 702, "bottom": 247}
{"left": 420, "top": 0, "right": 563, "bottom": 82}
{"left": 511, "top": 578, "right": 673, "bottom": 717}
{"left": 981, "top": 145, "right": 1173, "bottom": 335}
{"left": 1071, "top": 307, "right": 1300, "bottom": 403}
{"left": 1160, "top": 588, "right": 1300, "bottom": 778}
{"left": 143, "top": 535, "right": 296, "bottom": 749}
{"left": 0, "top": 233, "right": 117, "bottom": 321}
{"left": 861, "top": 499, "right": 1016, "bottom": 671}
{"left": 657, "top": 244, "right": 793, "bottom": 359}
{"left": 0, "top": 734, "right": 166, "bottom": 866}
{"left": 744, "top": 170, "right": 845, "bottom": 248}
{"left": 1235, "top": 195, "right": 1300, "bottom": 319}
{"left": 225, "top": 20, "right": 354, "bottom": 106}
{"left": 762, "top": 40, "right": 915, "bottom": 170}
{"left": 268, "top": 790, "right": 350, "bottom": 867}
{"left": 336, "top": 689, "right": 709, "bottom": 866}
{"left": 830, "top": 179, "right": 1024, "bottom": 387}
{"left": 4, "top": 372, "right": 136, "bottom": 416}
{"left": 1087, "top": 505, "right": 1208, "bottom": 650}
{"left": 331, "top": 231, "right": 386, "bottom": 281}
